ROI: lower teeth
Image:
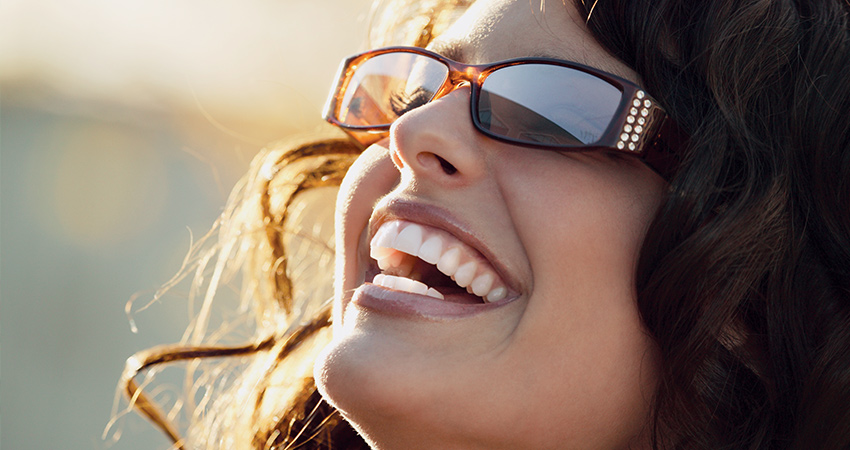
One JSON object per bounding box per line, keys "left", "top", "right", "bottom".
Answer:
{"left": 373, "top": 274, "right": 444, "bottom": 299}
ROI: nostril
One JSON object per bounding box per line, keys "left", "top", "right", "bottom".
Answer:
{"left": 415, "top": 152, "right": 459, "bottom": 175}
{"left": 436, "top": 155, "right": 458, "bottom": 175}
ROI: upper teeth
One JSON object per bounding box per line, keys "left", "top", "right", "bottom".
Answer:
{"left": 369, "top": 220, "right": 509, "bottom": 303}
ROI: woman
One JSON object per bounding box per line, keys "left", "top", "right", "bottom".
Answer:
{"left": 119, "top": 0, "right": 850, "bottom": 448}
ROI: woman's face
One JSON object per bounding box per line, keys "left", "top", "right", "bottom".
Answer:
{"left": 315, "top": 0, "right": 666, "bottom": 448}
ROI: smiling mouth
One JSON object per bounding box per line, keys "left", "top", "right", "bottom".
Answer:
{"left": 369, "top": 220, "right": 510, "bottom": 304}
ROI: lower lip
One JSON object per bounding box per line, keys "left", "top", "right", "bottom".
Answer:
{"left": 350, "top": 283, "right": 514, "bottom": 320}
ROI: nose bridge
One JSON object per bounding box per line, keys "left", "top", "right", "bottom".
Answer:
{"left": 390, "top": 59, "right": 486, "bottom": 184}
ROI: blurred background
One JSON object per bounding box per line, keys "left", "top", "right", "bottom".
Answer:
{"left": 0, "top": 0, "right": 373, "bottom": 448}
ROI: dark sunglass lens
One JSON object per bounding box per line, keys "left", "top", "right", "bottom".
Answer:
{"left": 478, "top": 64, "right": 622, "bottom": 146}
{"left": 336, "top": 52, "right": 448, "bottom": 127}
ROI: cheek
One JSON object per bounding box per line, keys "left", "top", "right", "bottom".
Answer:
{"left": 493, "top": 159, "right": 663, "bottom": 448}
{"left": 333, "top": 144, "right": 398, "bottom": 313}
{"left": 503, "top": 156, "right": 664, "bottom": 278}
{"left": 335, "top": 143, "right": 398, "bottom": 230}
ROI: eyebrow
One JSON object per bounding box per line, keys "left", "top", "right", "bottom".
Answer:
{"left": 525, "top": 50, "right": 571, "bottom": 60}
{"left": 427, "top": 40, "right": 466, "bottom": 62}
{"left": 427, "top": 38, "right": 635, "bottom": 81}
{"left": 427, "top": 40, "right": 575, "bottom": 65}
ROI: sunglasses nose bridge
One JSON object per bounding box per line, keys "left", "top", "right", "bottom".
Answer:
{"left": 430, "top": 63, "right": 479, "bottom": 102}
{"left": 447, "top": 62, "right": 478, "bottom": 81}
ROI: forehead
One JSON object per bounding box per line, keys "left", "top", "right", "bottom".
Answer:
{"left": 429, "top": 0, "right": 637, "bottom": 82}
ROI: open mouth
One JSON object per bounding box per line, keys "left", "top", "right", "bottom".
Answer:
{"left": 368, "top": 220, "right": 509, "bottom": 304}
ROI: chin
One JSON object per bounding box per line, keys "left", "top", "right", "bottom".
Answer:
{"left": 314, "top": 323, "right": 657, "bottom": 450}
{"left": 313, "top": 318, "right": 504, "bottom": 450}
{"left": 314, "top": 331, "right": 439, "bottom": 450}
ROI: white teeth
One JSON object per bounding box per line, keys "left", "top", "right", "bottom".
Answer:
{"left": 393, "top": 223, "right": 423, "bottom": 255}
{"left": 370, "top": 222, "right": 398, "bottom": 259}
{"left": 372, "top": 274, "right": 437, "bottom": 298}
{"left": 471, "top": 273, "right": 494, "bottom": 297}
{"left": 395, "top": 276, "right": 429, "bottom": 295}
{"left": 454, "top": 261, "right": 477, "bottom": 288}
{"left": 387, "top": 251, "right": 403, "bottom": 268}
{"left": 418, "top": 235, "right": 443, "bottom": 264}
{"left": 373, "top": 273, "right": 391, "bottom": 288}
{"left": 397, "top": 256, "right": 414, "bottom": 278}
{"left": 485, "top": 287, "right": 507, "bottom": 303}
{"left": 426, "top": 288, "right": 445, "bottom": 300}
{"left": 436, "top": 247, "right": 461, "bottom": 274}
{"left": 370, "top": 220, "right": 512, "bottom": 303}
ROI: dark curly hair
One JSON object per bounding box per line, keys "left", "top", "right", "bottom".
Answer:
{"left": 575, "top": 0, "right": 850, "bottom": 448}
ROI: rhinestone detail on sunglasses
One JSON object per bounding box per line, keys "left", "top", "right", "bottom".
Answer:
{"left": 617, "top": 90, "right": 661, "bottom": 152}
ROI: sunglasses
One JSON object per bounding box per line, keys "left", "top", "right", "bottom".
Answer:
{"left": 323, "top": 46, "right": 682, "bottom": 178}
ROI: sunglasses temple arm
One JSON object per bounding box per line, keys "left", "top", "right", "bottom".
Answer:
{"left": 643, "top": 117, "right": 687, "bottom": 180}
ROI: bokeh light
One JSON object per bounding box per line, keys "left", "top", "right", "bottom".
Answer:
{"left": 0, "top": 0, "right": 372, "bottom": 448}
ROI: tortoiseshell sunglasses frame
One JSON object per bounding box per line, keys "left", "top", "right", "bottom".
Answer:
{"left": 324, "top": 46, "right": 683, "bottom": 178}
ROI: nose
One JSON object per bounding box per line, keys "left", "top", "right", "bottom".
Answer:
{"left": 389, "top": 87, "right": 487, "bottom": 187}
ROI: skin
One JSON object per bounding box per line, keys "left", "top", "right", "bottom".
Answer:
{"left": 315, "top": 0, "right": 667, "bottom": 448}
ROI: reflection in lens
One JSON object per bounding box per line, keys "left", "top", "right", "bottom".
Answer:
{"left": 337, "top": 52, "right": 448, "bottom": 127}
{"left": 478, "top": 64, "right": 622, "bottom": 146}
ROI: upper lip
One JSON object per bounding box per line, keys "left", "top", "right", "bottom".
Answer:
{"left": 367, "top": 197, "right": 520, "bottom": 294}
